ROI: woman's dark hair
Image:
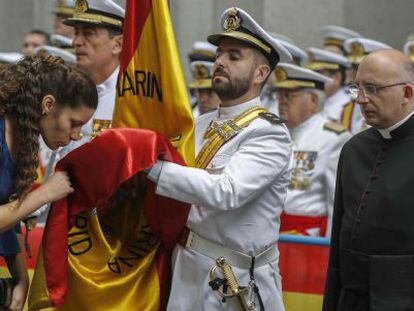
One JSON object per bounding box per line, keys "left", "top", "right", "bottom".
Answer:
{"left": 0, "top": 53, "right": 98, "bottom": 201}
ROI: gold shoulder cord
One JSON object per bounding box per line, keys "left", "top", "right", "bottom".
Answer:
{"left": 195, "top": 106, "right": 267, "bottom": 169}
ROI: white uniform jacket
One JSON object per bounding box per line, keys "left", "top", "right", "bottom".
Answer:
{"left": 61, "top": 67, "right": 119, "bottom": 155}
{"left": 148, "top": 97, "right": 292, "bottom": 310}
{"left": 260, "top": 84, "right": 279, "bottom": 114}
{"left": 349, "top": 104, "right": 368, "bottom": 135}
{"left": 323, "top": 87, "right": 351, "bottom": 122}
{"left": 284, "top": 113, "right": 350, "bottom": 236}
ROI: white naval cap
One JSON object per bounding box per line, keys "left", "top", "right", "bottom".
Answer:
{"left": 34, "top": 45, "right": 76, "bottom": 64}
{"left": 50, "top": 34, "right": 73, "bottom": 49}
{"left": 52, "top": 0, "right": 75, "bottom": 16}
{"left": 274, "top": 63, "right": 333, "bottom": 91}
{"left": 0, "top": 52, "right": 23, "bottom": 64}
{"left": 268, "top": 32, "right": 307, "bottom": 65}
{"left": 269, "top": 32, "right": 295, "bottom": 45}
{"left": 343, "top": 38, "right": 392, "bottom": 65}
{"left": 188, "top": 41, "right": 217, "bottom": 63}
{"left": 403, "top": 41, "right": 414, "bottom": 62}
{"left": 189, "top": 61, "right": 214, "bottom": 90}
{"left": 277, "top": 38, "right": 308, "bottom": 66}
{"left": 207, "top": 7, "right": 292, "bottom": 68}
{"left": 306, "top": 47, "right": 350, "bottom": 71}
{"left": 64, "top": 0, "right": 125, "bottom": 31}
{"left": 321, "top": 25, "right": 361, "bottom": 47}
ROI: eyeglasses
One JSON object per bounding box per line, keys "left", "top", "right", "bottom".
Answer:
{"left": 348, "top": 82, "right": 407, "bottom": 99}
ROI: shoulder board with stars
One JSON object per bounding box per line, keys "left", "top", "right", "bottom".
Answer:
{"left": 323, "top": 121, "right": 347, "bottom": 134}
{"left": 258, "top": 112, "right": 284, "bottom": 125}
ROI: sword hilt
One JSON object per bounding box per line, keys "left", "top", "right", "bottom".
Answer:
{"left": 216, "top": 257, "right": 240, "bottom": 294}
{"left": 209, "top": 257, "right": 254, "bottom": 311}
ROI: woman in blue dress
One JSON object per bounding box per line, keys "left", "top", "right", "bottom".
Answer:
{"left": 0, "top": 53, "right": 98, "bottom": 310}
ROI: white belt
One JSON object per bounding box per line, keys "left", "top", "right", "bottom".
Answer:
{"left": 182, "top": 229, "right": 278, "bottom": 269}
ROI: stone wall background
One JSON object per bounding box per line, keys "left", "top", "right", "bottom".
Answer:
{"left": 1, "top": 0, "right": 413, "bottom": 82}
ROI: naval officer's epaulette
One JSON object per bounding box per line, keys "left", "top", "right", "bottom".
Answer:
{"left": 323, "top": 121, "right": 347, "bottom": 134}
{"left": 258, "top": 111, "right": 285, "bottom": 125}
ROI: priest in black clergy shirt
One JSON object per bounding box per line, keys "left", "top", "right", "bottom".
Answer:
{"left": 323, "top": 49, "right": 414, "bottom": 311}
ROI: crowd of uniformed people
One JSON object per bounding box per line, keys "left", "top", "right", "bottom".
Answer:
{"left": 1, "top": 0, "right": 414, "bottom": 310}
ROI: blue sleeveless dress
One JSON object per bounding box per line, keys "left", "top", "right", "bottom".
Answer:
{"left": 0, "top": 116, "right": 21, "bottom": 256}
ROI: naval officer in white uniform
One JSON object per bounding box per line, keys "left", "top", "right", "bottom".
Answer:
{"left": 275, "top": 63, "right": 351, "bottom": 237}
{"left": 306, "top": 47, "right": 352, "bottom": 124}
{"left": 147, "top": 7, "right": 293, "bottom": 311}
{"left": 189, "top": 61, "right": 221, "bottom": 118}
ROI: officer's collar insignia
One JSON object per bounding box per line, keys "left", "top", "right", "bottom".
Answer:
{"left": 223, "top": 7, "right": 241, "bottom": 32}
{"left": 75, "top": 0, "right": 88, "bottom": 14}
{"left": 258, "top": 112, "right": 284, "bottom": 125}
{"left": 350, "top": 42, "right": 365, "bottom": 57}
{"left": 194, "top": 64, "right": 210, "bottom": 79}
{"left": 275, "top": 67, "right": 287, "bottom": 82}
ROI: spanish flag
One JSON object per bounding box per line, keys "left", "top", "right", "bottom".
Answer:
{"left": 29, "top": 129, "right": 190, "bottom": 310}
{"left": 29, "top": 0, "right": 194, "bottom": 310}
{"left": 114, "top": 0, "right": 194, "bottom": 165}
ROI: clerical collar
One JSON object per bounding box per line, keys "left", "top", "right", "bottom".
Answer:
{"left": 377, "top": 109, "right": 414, "bottom": 139}
{"left": 217, "top": 96, "right": 262, "bottom": 120}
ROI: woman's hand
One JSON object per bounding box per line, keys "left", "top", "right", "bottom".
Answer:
{"left": 40, "top": 171, "right": 74, "bottom": 203}
{"left": 7, "top": 279, "right": 28, "bottom": 311}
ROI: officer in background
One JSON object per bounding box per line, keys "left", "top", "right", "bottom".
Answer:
{"left": 262, "top": 33, "right": 308, "bottom": 114}
{"left": 189, "top": 61, "right": 220, "bottom": 118}
{"left": 276, "top": 63, "right": 350, "bottom": 237}
{"left": 188, "top": 41, "right": 217, "bottom": 114}
{"left": 22, "top": 30, "right": 50, "bottom": 56}
{"left": 188, "top": 40, "right": 217, "bottom": 63}
{"left": 146, "top": 7, "right": 293, "bottom": 310}
{"left": 321, "top": 25, "right": 361, "bottom": 55}
{"left": 341, "top": 38, "right": 391, "bottom": 134}
{"left": 306, "top": 47, "right": 351, "bottom": 123}
{"left": 52, "top": 0, "right": 75, "bottom": 38}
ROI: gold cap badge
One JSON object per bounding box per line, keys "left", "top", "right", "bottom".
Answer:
{"left": 223, "top": 7, "right": 241, "bottom": 32}
{"left": 75, "top": 0, "right": 88, "bottom": 14}
{"left": 350, "top": 42, "right": 365, "bottom": 57}
{"left": 194, "top": 64, "right": 210, "bottom": 79}
{"left": 275, "top": 67, "right": 287, "bottom": 82}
